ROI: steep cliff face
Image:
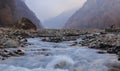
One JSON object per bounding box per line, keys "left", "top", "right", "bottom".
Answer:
{"left": 14, "top": 0, "right": 42, "bottom": 28}
{"left": 65, "top": 0, "right": 120, "bottom": 29}
{"left": 0, "top": 0, "right": 14, "bottom": 27}
{"left": 0, "top": 0, "right": 42, "bottom": 28}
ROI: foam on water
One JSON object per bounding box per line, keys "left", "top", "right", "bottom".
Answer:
{"left": 46, "top": 55, "right": 74, "bottom": 70}
{"left": 0, "top": 64, "right": 68, "bottom": 71}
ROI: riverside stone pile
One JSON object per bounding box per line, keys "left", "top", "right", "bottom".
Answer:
{"left": 71, "top": 32, "right": 120, "bottom": 61}
{"left": 39, "top": 29, "right": 85, "bottom": 42}
{"left": 0, "top": 49, "right": 24, "bottom": 60}
{"left": 0, "top": 28, "right": 28, "bottom": 60}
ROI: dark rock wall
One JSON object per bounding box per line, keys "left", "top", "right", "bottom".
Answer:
{"left": 0, "top": 0, "right": 14, "bottom": 27}
{"left": 14, "top": 0, "right": 42, "bottom": 28}
{"left": 0, "top": 0, "right": 42, "bottom": 28}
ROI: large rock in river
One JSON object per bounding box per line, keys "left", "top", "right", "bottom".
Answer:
{"left": 14, "top": 17, "right": 37, "bottom": 30}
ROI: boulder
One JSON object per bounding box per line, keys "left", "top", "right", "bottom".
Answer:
{"left": 99, "top": 43, "right": 113, "bottom": 49}
{"left": 97, "top": 51, "right": 107, "bottom": 54}
{"left": 118, "top": 57, "right": 120, "bottom": 61}
{"left": 3, "top": 39, "right": 19, "bottom": 48}
{"left": 70, "top": 42, "right": 78, "bottom": 46}
{"left": 14, "top": 17, "right": 37, "bottom": 30}
{"left": 8, "top": 52, "right": 18, "bottom": 56}
{"left": 14, "top": 49, "right": 25, "bottom": 55}
{"left": 107, "top": 48, "right": 115, "bottom": 53}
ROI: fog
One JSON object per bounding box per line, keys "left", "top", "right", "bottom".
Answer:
{"left": 25, "top": 0, "right": 86, "bottom": 21}
{"left": 25, "top": 0, "right": 86, "bottom": 28}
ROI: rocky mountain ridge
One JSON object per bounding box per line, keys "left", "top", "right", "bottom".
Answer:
{"left": 0, "top": 0, "right": 42, "bottom": 28}
{"left": 65, "top": 0, "right": 120, "bottom": 29}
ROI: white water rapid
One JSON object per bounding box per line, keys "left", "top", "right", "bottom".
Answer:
{"left": 0, "top": 38, "right": 119, "bottom": 71}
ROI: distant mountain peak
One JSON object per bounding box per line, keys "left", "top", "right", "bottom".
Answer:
{"left": 44, "top": 9, "right": 76, "bottom": 29}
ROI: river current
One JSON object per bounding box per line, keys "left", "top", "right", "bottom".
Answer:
{"left": 0, "top": 38, "right": 119, "bottom": 71}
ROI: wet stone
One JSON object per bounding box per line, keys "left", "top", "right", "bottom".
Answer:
{"left": 97, "top": 51, "right": 107, "bottom": 54}
{"left": 14, "top": 49, "right": 25, "bottom": 55}
{"left": 118, "top": 57, "right": 120, "bottom": 61}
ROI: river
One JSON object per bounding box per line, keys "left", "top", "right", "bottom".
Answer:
{"left": 0, "top": 38, "right": 119, "bottom": 71}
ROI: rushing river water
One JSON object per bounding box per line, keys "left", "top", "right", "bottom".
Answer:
{"left": 0, "top": 38, "right": 119, "bottom": 71}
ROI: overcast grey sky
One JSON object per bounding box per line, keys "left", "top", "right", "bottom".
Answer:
{"left": 25, "top": 0, "right": 86, "bottom": 22}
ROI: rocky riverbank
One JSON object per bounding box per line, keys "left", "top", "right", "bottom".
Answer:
{"left": 0, "top": 28, "right": 28, "bottom": 60}
{"left": 70, "top": 32, "right": 120, "bottom": 61}
{"left": 0, "top": 28, "right": 120, "bottom": 60}
{"left": 68, "top": 32, "right": 120, "bottom": 71}
{"left": 0, "top": 28, "right": 120, "bottom": 71}
{"left": 0, "top": 28, "right": 85, "bottom": 60}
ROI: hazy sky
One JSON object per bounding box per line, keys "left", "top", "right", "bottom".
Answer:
{"left": 25, "top": 0, "right": 86, "bottom": 22}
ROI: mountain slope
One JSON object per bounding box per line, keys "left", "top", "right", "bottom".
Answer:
{"left": 0, "top": 0, "right": 14, "bottom": 27}
{"left": 0, "top": 0, "right": 42, "bottom": 28}
{"left": 44, "top": 9, "right": 75, "bottom": 29}
{"left": 65, "top": 0, "right": 120, "bottom": 29}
